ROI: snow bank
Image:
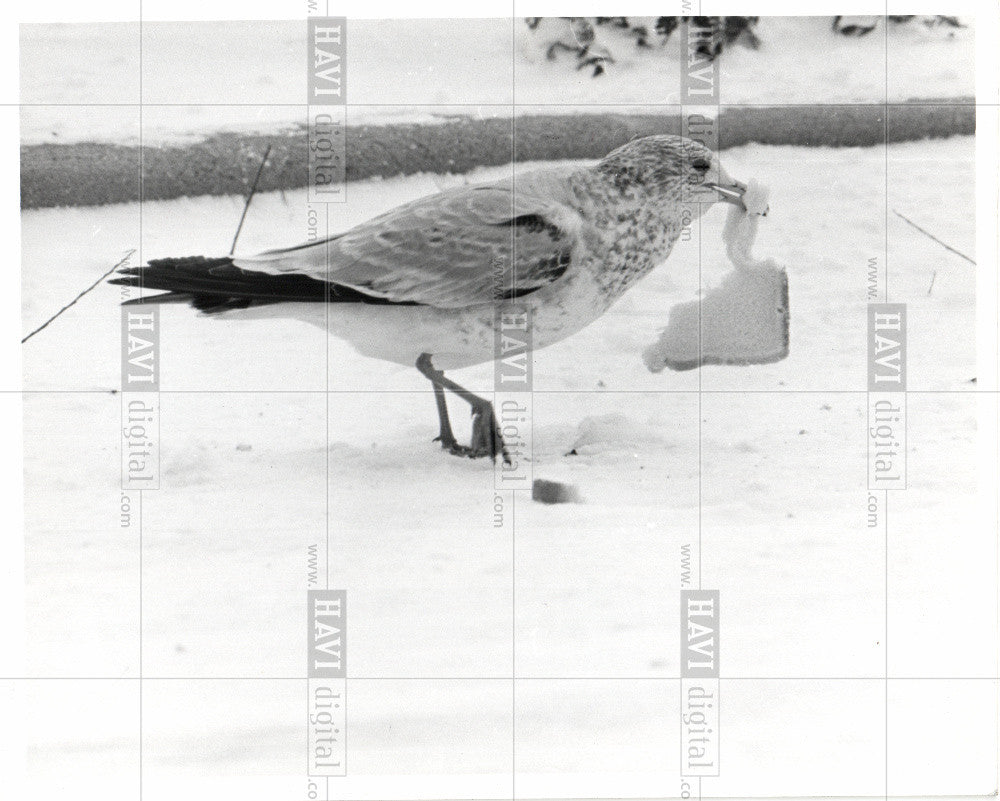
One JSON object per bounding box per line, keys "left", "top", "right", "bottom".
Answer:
{"left": 20, "top": 17, "right": 974, "bottom": 146}
{"left": 19, "top": 17, "right": 975, "bottom": 209}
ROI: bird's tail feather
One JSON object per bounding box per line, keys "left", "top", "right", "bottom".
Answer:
{"left": 109, "top": 255, "right": 414, "bottom": 312}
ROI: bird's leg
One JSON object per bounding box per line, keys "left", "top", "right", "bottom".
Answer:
{"left": 429, "top": 380, "right": 458, "bottom": 449}
{"left": 415, "top": 353, "right": 511, "bottom": 464}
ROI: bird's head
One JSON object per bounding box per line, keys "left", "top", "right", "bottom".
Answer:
{"left": 596, "top": 135, "right": 747, "bottom": 210}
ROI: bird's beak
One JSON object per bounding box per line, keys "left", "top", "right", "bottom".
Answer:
{"left": 706, "top": 180, "right": 748, "bottom": 210}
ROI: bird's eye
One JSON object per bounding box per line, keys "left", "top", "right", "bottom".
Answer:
{"left": 691, "top": 158, "right": 711, "bottom": 172}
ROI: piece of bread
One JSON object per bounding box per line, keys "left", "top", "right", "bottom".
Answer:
{"left": 644, "top": 180, "right": 790, "bottom": 373}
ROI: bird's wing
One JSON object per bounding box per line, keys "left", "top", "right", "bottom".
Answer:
{"left": 234, "top": 170, "right": 588, "bottom": 308}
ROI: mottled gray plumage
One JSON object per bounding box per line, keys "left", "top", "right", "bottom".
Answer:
{"left": 113, "top": 135, "right": 747, "bottom": 460}
{"left": 230, "top": 135, "right": 742, "bottom": 315}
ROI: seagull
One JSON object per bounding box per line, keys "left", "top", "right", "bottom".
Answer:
{"left": 111, "top": 135, "right": 747, "bottom": 462}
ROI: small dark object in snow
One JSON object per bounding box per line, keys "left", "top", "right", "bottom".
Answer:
{"left": 532, "top": 479, "right": 582, "bottom": 504}
{"left": 236, "top": 443, "right": 252, "bottom": 451}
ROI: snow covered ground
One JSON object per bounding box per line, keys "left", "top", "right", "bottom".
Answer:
{"left": 20, "top": 16, "right": 975, "bottom": 144}
{"left": 18, "top": 134, "right": 997, "bottom": 799}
